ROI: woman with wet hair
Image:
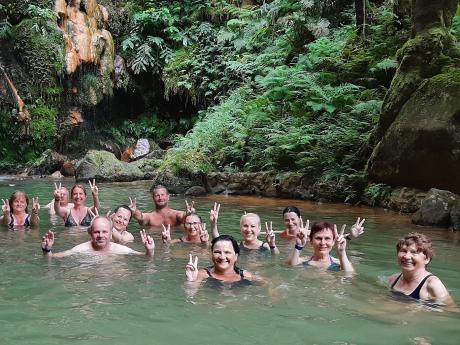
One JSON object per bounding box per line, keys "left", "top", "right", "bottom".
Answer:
{"left": 389, "top": 232, "right": 453, "bottom": 305}
{"left": 1, "top": 191, "right": 40, "bottom": 227}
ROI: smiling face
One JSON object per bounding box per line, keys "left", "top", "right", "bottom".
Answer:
{"left": 310, "top": 228, "right": 334, "bottom": 256}
{"left": 11, "top": 193, "right": 28, "bottom": 213}
{"left": 397, "top": 243, "right": 430, "bottom": 272}
{"left": 113, "top": 207, "right": 131, "bottom": 232}
{"left": 59, "top": 187, "right": 69, "bottom": 205}
{"left": 240, "top": 215, "right": 261, "bottom": 242}
{"left": 90, "top": 217, "right": 112, "bottom": 250}
{"left": 71, "top": 186, "right": 86, "bottom": 205}
{"left": 184, "top": 214, "right": 201, "bottom": 237}
{"left": 283, "top": 211, "right": 300, "bottom": 233}
{"left": 212, "top": 240, "right": 238, "bottom": 273}
{"left": 152, "top": 187, "right": 169, "bottom": 208}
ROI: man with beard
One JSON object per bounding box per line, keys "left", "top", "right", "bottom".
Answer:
{"left": 130, "top": 185, "right": 194, "bottom": 228}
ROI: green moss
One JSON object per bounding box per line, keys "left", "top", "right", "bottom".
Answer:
{"left": 431, "top": 69, "right": 460, "bottom": 86}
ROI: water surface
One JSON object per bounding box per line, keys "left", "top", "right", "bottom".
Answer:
{"left": 0, "top": 178, "right": 459, "bottom": 345}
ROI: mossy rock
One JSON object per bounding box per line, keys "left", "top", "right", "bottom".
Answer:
{"left": 75, "top": 150, "right": 144, "bottom": 182}
{"left": 367, "top": 70, "right": 460, "bottom": 193}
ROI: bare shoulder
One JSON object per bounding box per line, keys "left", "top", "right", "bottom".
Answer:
{"left": 71, "top": 242, "right": 93, "bottom": 253}
{"left": 388, "top": 272, "right": 400, "bottom": 286}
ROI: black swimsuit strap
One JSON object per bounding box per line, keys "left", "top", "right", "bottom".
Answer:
{"left": 409, "top": 274, "right": 433, "bottom": 299}
{"left": 391, "top": 273, "right": 402, "bottom": 289}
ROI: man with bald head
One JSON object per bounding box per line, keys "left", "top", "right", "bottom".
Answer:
{"left": 41, "top": 216, "right": 154, "bottom": 257}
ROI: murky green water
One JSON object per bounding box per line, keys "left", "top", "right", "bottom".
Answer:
{"left": 0, "top": 178, "right": 459, "bottom": 345}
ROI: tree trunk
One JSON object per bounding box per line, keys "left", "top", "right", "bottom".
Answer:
{"left": 411, "top": 0, "right": 459, "bottom": 36}
{"left": 355, "top": 0, "right": 366, "bottom": 36}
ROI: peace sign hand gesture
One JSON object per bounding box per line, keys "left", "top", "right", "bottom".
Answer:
{"left": 334, "top": 224, "right": 347, "bottom": 253}
{"left": 128, "top": 197, "right": 137, "bottom": 212}
{"left": 198, "top": 223, "right": 209, "bottom": 243}
{"left": 53, "top": 182, "right": 62, "bottom": 201}
{"left": 2, "top": 198, "right": 10, "bottom": 214}
{"left": 350, "top": 217, "right": 365, "bottom": 238}
{"left": 299, "top": 216, "right": 310, "bottom": 238}
{"left": 209, "top": 202, "right": 220, "bottom": 225}
{"left": 88, "top": 179, "right": 98, "bottom": 195}
{"left": 140, "top": 229, "right": 155, "bottom": 252}
{"left": 185, "top": 200, "right": 196, "bottom": 215}
{"left": 32, "top": 197, "right": 40, "bottom": 214}
{"left": 186, "top": 254, "right": 199, "bottom": 281}
{"left": 265, "top": 221, "right": 276, "bottom": 248}
{"left": 88, "top": 207, "right": 99, "bottom": 220}
{"left": 161, "top": 224, "right": 171, "bottom": 243}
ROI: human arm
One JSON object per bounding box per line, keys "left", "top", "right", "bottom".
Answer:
{"left": 198, "top": 223, "right": 210, "bottom": 245}
{"left": 88, "top": 179, "right": 100, "bottom": 213}
{"left": 209, "top": 202, "right": 220, "bottom": 239}
{"left": 140, "top": 229, "right": 155, "bottom": 256}
{"left": 286, "top": 220, "right": 309, "bottom": 266}
{"left": 334, "top": 224, "right": 355, "bottom": 273}
{"left": 426, "top": 276, "right": 455, "bottom": 306}
{"left": 29, "top": 197, "right": 40, "bottom": 226}
{"left": 128, "top": 197, "right": 149, "bottom": 226}
{"left": 111, "top": 228, "right": 134, "bottom": 244}
{"left": 1, "top": 198, "right": 11, "bottom": 225}
{"left": 265, "top": 221, "right": 280, "bottom": 255}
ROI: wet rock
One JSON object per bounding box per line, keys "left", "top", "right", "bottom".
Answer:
{"left": 50, "top": 171, "right": 64, "bottom": 179}
{"left": 450, "top": 200, "right": 460, "bottom": 231}
{"left": 145, "top": 149, "right": 166, "bottom": 160}
{"left": 152, "top": 171, "right": 206, "bottom": 194}
{"left": 60, "top": 160, "right": 76, "bottom": 177}
{"left": 75, "top": 150, "right": 143, "bottom": 182}
{"left": 99, "top": 139, "right": 121, "bottom": 159}
{"left": 380, "top": 187, "right": 426, "bottom": 213}
{"left": 185, "top": 186, "right": 207, "bottom": 197}
{"left": 412, "top": 189, "right": 459, "bottom": 227}
{"left": 29, "top": 150, "right": 67, "bottom": 176}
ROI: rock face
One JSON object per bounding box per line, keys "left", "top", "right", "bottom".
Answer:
{"left": 28, "top": 150, "right": 67, "bottom": 176}
{"left": 75, "top": 150, "right": 144, "bottom": 182}
{"left": 412, "top": 188, "right": 459, "bottom": 228}
{"left": 365, "top": 1, "right": 460, "bottom": 194}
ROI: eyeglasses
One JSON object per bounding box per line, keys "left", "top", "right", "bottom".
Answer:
{"left": 185, "top": 222, "right": 201, "bottom": 226}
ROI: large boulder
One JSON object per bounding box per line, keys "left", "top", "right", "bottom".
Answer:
{"left": 28, "top": 150, "right": 67, "bottom": 176}
{"left": 412, "top": 188, "right": 459, "bottom": 227}
{"left": 366, "top": 69, "right": 460, "bottom": 193}
{"left": 75, "top": 150, "right": 144, "bottom": 182}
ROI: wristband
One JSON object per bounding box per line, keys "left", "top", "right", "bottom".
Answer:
{"left": 41, "top": 247, "right": 51, "bottom": 253}
{"left": 294, "top": 244, "right": 304, "bottom": 251}
{"left": 345, "top": 235, "right": 352, "bottom": 241}
{"left": 269, "top": 245, "right": 276, "bottom": 249}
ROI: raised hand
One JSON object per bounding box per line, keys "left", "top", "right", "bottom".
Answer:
{"left": 128, "top": 197, "right": 137, "bottom": 212}
{"left": 185, "top": 200, "right": 196, "bottom": 215}
{"left": 265, "top": 221, "right": 276, "bottom": 247}
{"left": 53, "top": 182, "right": 62, "bottom": 201}
{"left": 88, "top": 207, "right": 99, "bottom": 220}
{"left": 334, "top": 224, "right": 347, "bottom": 253}
{"left": 140, "top": 229, "right": 155, "bottom": 252}
{"left": 350, "top": 217, "right": 365, "bottom": 238}
{"left": 209, "top": 202, "right": 220, "bottom": 224}
{"left": 161, "top": 223, "right": 171, "bottom": 243}
{"left": 32, "top": 197, "right": 40, "bottom": 214}
{"left": 88, "top": 179, "right": 98, "bottom": 195}
{"left": 41, "top": 230, "right": 55, "bottom": 251}
{"left": 2, "top": 198, "right": 10, "bottom": 214}
{"left": 185, "top": 254, "right": 199, "bottom": 281}
{"left": 299, "top": 216, "right": 310, "bottom": 238}
{"left": 198, "top": 223, "right": 209, "bottom": 243}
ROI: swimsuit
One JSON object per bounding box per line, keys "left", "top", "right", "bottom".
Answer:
{"left": 303, "top": 255, "right": 341, "bottom": 272}
{"left": 64, "top": 209, "right": 93, "bottom": 227}
{"left": 203, "top": 266, "right": 252, "bottom": 288}
{"left": 391, "top": 273, "right": 433, "bottom": 300}
{"left": 9, "top": 214, "right": 31, "bottom": 227}
{"left": 239, "top": 241, "right": 269, "bottom": 252}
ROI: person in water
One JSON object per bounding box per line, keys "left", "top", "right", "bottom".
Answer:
{"left": 41, "top": 216, "right": 154, "bottom": 257}
{"left": 161, "top": 213, "right": 210, "bottom": 245}
{"left": 209, "top": 203, "right": 279, "bottom": 255}
{"left": 287, "top": 221, "right": 354, "bottom": 272}
{"left": 280, "top": 206, "right": 365, "bottom": 241}
{"left": 54, "top": 180, "right": 100, "bottom": 227}
{"left": 1, "top": 191, "right": 40, "bottom": 227}
{"left": 130, "top": 185, "right": 195, "bottom": 228}
{"left": 110, "top": 205, "right": 134, "bottom": 244}
{"left": 389, "top": 232, "right": 453, "bottom": 305}
{"left": 45, "top": 183, "right": 74, "bottom": 215}
{"left": 185, "top": 234, "right": 254, "bottom": 283}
